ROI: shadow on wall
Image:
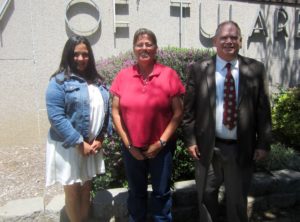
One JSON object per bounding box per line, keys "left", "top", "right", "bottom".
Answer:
{"left": 257, "top": 4, "right": 300, "bottom": 87}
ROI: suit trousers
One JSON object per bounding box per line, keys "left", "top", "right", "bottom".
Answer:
{"left": 195, "top": 141, "right": 253, "bottom": 222}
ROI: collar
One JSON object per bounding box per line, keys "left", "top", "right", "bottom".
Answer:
{"left": 132, "top": 63, "right": 161, "bottom": 78}
{"left": 216, "top": 55, "right": 238, "bottom": 71}
{"left": 69, "top": 73, "right": 102, "bottom": 85}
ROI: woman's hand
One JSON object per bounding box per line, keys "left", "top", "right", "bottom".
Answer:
{"left": 129, "top": 147, "right": 145, "bottom": 160}
{"left": 90, "top": 139, "right": 103, "bottom": 155}
{"left": 79, "top": 141, "right": 94, "bottom": 156}
{"left": 142, "top": 141, "right": 162, "bottom": 159}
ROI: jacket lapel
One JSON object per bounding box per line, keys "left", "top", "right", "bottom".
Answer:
{"left": 206, "top": 56, "right": 217, "bottom": 115}
{"left": 237, "top": 55, "right": 246, "bottom": 106}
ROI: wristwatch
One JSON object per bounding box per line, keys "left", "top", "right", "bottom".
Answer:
{"left": 128, "top": 144, "right": 132, "bottom": 150}
{"left": 159, "top": 139, "right": 167, "bottom": 148}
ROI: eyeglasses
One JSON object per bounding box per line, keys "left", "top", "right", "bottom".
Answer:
{"left": 134, "top": 43, "right": 155, "bottom": 49}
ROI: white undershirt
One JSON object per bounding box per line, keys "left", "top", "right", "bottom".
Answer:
{"left": 87, "top": 84, "right": 105, "bottom": 141}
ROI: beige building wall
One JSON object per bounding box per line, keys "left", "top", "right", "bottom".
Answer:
{"left": 0, "top": 0, "right": 299, "bottom": 147}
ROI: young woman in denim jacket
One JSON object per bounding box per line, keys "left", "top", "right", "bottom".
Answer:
{"left": 45, "top": 36, "right": 110, "bottom": 222}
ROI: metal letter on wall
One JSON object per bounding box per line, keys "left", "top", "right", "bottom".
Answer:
{"left": 199, "top": 3, "right": 214, "bottom": 38}
{"left": 248, "top": 10, "right": 268, "bottom": 38}
{"left": 199, "top": 3, "right": 232, "bottom": 39}
{"left": 65, "top": 0, "right": 101, "bottom": 36}
{"left": 274, "top": 8, "right": 288, "bottom": 38}
{"left": 295, "top": 9, "right": 300, "bottom": 38}
{"left": 0, "top": 0, "right": 12, "bottom": 21}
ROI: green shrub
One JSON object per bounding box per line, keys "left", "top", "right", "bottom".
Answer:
{"left": 172, "top": 139, "right": 195, "bottom": 182}
{"left": 255, "top": 143, "right": 300, "bottom": 172}
{"left": 96, "top": 47, "right": 214, "bottom": 85}
{"left": 272, "top": 87, "right": 300, "bottom": 151}
{"left": 156, "top": 47, "right": 214, "bottom": 83}
{"left": 91, "top": 134, "right": 126, "bottom": 191}
{"left": 96, "top": 51, "right": 135, "bottom": 84}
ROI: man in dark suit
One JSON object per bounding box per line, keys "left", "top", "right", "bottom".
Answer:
{"left": 182, "top": 21, "right": 272, "bottom": 222}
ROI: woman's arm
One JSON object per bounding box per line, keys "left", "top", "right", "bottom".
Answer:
{"left": 111, "top": 96, "right": 130, "bottom": 147}
{"left": 111, "top": 95, "right": 145, "bottom": 160}
{"left": 160, "top": 96, "right": 184, "bottom": 142}
{"left": 143, "top": 95, "right": 183, "bottom": 158}
{"left": 46, "top": 78, "right": 93, "bottom": 155}
{"left": 46, "top": 78, "right": 83, "bottom": 148}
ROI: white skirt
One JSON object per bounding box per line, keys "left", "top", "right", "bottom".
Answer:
{"left": 45, "top": 134, "right": 105, "bottom": 186}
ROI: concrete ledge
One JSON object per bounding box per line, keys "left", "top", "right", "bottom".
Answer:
{"left": 91, "top": 170, "right": 300, "bottom": 221}
{"left": 1, "top": 170, "right": 300, "bottom": 221}
{"left": 0, "top": 197, "right": 44, "bottom": 217}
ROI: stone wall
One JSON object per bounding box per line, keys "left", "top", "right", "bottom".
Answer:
{"left": 91, "top": 169, "right": 300, "bottom": 222}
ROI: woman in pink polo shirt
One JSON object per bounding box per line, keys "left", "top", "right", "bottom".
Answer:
{"left": 110, "top": 28, "right": 185, "bottom": 222}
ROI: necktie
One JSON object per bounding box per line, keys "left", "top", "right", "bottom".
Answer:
{"left": 223, "top": 63, "right": 237, "bottom": 130}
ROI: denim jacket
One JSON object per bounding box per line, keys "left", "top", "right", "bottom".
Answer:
{"left": 46, "top": 72, "right": 111, "bottom": 148}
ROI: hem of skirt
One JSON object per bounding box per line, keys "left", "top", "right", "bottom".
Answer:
{"left": 46, "top": 171, "right": 105, "bottom": 187}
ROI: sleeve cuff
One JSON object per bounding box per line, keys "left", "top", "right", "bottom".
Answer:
{"left": 76, "top": 135, "right": 84, "bottom": 144}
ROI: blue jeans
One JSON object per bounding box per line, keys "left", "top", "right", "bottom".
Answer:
{"left": 122, "top": 141, "right": 175, "bottom": 222}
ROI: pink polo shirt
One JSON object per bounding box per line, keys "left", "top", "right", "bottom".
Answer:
{"left": 110, "top": 63, "right": 185, "bottom": 147}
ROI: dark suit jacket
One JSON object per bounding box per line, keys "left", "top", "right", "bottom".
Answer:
{"left": 182, "top": 55, "right": 272, "bottom": 167}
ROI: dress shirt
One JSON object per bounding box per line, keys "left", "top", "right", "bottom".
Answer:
{"left": 215, "top": 55, "right": 239, "bottom": 139}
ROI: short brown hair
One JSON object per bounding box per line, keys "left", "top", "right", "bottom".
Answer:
{"left": 214, "top": 21, "right": 242, "bottom": 38}
{"left": 133, "top": 28, "right": 157, "bottom": 46}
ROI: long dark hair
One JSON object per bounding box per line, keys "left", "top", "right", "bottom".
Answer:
{"left": 51, "top": 36, "right": 104, "bottom": 82}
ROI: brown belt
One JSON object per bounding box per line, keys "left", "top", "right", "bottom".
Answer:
{"left": 215, "top": 137, "right": 237, "bottom": 145}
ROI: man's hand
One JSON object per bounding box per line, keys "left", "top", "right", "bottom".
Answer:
{"left": 253, "top": 149, "right": 269, "bottom": 161}
{"left": 187, "top": 145, "right": 200, "bottom": 160}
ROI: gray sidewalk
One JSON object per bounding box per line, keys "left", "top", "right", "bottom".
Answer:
{"left": 0, "top": 194, "right": 63, "bottom": 221}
